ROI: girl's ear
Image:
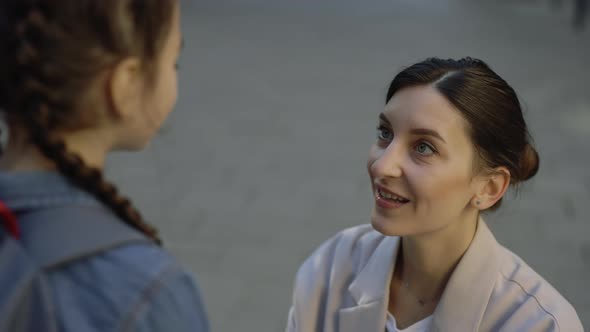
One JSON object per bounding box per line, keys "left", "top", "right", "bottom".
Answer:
{"left": 105, "top": 57, "right": 143, "bottom": 121}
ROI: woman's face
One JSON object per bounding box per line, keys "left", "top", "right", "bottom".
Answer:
{"left": 367, "top": 85, "right": 481, "bottom": 236}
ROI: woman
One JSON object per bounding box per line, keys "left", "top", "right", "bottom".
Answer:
{"left": 285, "top": 57, "right": 583, "bottom": 332}
{"left": 0, "top": 0, "right": 208, "bottom": 330}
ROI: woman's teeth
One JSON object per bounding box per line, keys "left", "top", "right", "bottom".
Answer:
{"left": 378, "top": 189, "right": 409, "bottom": 203}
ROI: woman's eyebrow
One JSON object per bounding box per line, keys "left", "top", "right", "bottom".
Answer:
{"left": 410, "top": 128, "right": 446, "bottom": 144}
{"left": 379, "top": 113, "right": 446, "bottom": 143}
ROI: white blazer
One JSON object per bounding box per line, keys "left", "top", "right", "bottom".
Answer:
{"left": 285, "top": 220, "right": 583, "bottom": 332}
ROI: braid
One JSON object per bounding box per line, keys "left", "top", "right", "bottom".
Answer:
{"left": 4, "top": 5, "right": 163, "bottom": 244}
{"left": 27, "top": 105, "right": 162, "bottom": 245}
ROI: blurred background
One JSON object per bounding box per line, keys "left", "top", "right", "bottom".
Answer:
{"left": 106, "top": 0, "right": 589, "bottom": 330}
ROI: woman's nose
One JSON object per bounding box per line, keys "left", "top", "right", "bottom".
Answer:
{"left": 369, "top": 142, "right": 403, "bottom": 179}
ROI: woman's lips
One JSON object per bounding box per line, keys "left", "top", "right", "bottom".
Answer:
{"left": 374, "top": 185, "right": 410, "bottom": 209}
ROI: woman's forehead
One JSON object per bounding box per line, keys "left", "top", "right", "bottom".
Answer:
{"left": 383, "top": 85, "right": 470, "bottom": 139}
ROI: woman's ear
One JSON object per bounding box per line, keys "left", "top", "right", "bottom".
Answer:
{"left": 105, "top": 57, "right": 143, "bottom": 121}
{"left": 471, "top": 167, "right": 511, "bottom": 210}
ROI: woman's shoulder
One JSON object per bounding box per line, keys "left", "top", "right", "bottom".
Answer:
{"left": 298, "top": 224, "right": 387, "bottom": 270}
{"left": 292, "top": 223, "right": 391, "bottom": 294}
{"left": 486, "top": 245, "right": 583, "bottom": 331}
{"left": 287, "top": 224, "right": 399, "bottom": 331}
{"left": 49, "top": 243, "right": 208, "bottom": 331}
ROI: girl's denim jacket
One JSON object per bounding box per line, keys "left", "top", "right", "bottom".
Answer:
{"left": 0, "top": 171, "right": 209, "bottom": 332}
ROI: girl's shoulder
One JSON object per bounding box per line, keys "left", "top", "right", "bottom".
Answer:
{"left": 49, "top": 242, "right": 208, "bottom": 331}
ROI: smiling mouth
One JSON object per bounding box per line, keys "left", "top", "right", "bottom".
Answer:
{"left": 376, "top": 187, "right": 410, "bottom": 203}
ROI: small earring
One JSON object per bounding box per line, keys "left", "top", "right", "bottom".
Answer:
{"left": 475, "top": 200, "right": 481, "bottom": 206}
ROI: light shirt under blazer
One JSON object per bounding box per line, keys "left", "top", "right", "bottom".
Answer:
{"left": 286, "top": 219, "right": 583, "bottom": 332}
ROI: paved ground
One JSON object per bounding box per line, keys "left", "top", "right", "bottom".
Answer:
{"left": 106, "top": 0, "right": 590, "bottom": 330}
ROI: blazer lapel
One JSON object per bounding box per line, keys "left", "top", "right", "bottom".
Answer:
{"left": 430, "top": 219, "right": 502, "bottom": 331}
{"left": 338, "top": 301, "right": 387, "bottom": 332}
{"left": 338, "top": 235, "right": 401, "bottom": 332}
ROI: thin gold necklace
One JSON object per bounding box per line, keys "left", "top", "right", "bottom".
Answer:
{"left": 398, "top": 259, "right": 440, "bottom": 307}
{"left": 401, "top": 279, "right": 439, "bottom": 307}
{"left": 396, "top": 242, "right": 440, "bottom": 307}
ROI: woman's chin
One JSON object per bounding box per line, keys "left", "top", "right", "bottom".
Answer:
{"left": 370, "top": 212, "right": 412, "bottom": 237}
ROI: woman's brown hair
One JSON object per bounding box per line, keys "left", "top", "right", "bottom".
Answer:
{"left": 0, "top": 0, "right": 178, "bottom": 244}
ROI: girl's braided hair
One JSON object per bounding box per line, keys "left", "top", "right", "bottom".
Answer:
{"left": 0, "top": 0, "right": 177, "bottom": 244}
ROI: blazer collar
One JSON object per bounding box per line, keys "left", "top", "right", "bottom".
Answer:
{"left": 348, "top": 234, "right": 400, "bottom": 305}
{"left": 339, "top": 219, "right": 502, "bottom": 332}
{"left": 431, "top": 219, "right": 502, "bottom": 331}
{"left": 339, "top": 233, "right": 400, "bottom": 332}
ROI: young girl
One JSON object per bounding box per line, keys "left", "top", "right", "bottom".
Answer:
{"left": 0, "top": 0, "right": 208, "bottom": 330}
{"left": 285, "top": 58, "right": 583, "bottom": 332}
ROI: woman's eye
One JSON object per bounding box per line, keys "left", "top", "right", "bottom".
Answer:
{"left": 415, "top": 142, "right": 435, "bottom": 155}
{"left": 377, "top": 126, "right": 393, "bottom": 142}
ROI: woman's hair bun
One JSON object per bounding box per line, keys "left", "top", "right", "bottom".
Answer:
{"left": 517, "top": 143, "right": 539, "bottom": 182}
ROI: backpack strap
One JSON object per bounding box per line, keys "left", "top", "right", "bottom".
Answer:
{"left": 17, "top": 205, "right": 154, "bottom": 269}
{"left": 0, "top": 200, "right": 20, "bottom": 239}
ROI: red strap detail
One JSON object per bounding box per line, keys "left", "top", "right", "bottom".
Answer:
{"left": 0, "top": 200, "right": 20, "bottom": 239}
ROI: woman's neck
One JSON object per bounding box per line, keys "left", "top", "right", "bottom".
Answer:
{"left": 396, "top": 212, "right": 479, "bottom": 303}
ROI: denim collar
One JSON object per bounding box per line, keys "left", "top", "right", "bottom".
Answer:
{"left": 0, "top": 171, "right": 100, "bottom": 213}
